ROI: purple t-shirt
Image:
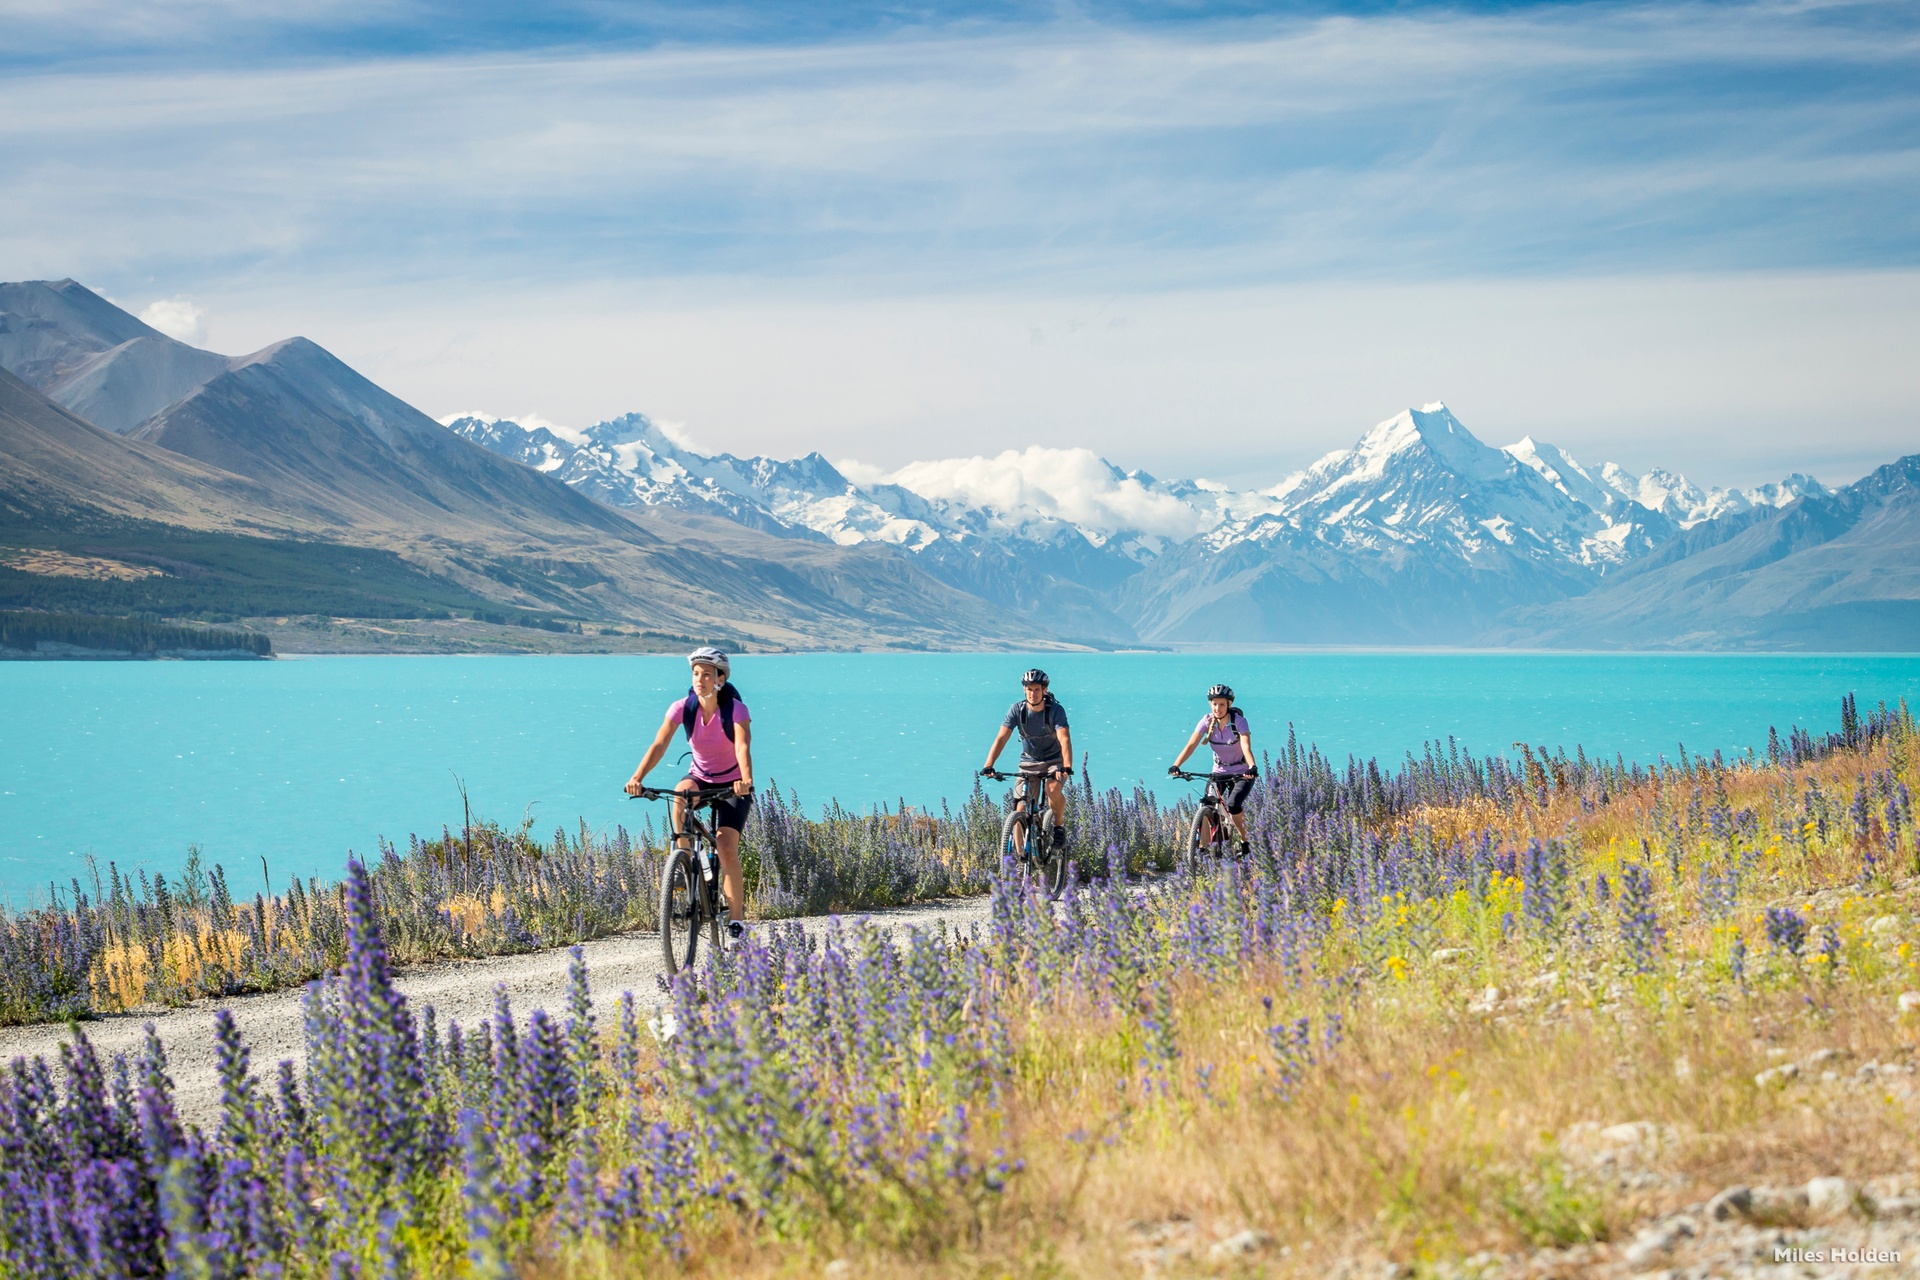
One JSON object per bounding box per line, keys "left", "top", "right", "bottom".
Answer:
{"left": 669, "top": 697, "right": 751, "bottom": 783}
{"left": 1196, "top": 709, "right": 1251, "bottom": 774}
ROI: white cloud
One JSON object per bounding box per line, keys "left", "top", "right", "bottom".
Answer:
{"left": 881, "top": 446, "right": 1210, "bottom": 539}
{"left": 652, "top": 418, "right": 704, "bottom": 452}
{"left": 139, "top": 296, "right": 207, "bottom": 344}
{"left": 834, "top": 457, "right": 889, "bottom": 487}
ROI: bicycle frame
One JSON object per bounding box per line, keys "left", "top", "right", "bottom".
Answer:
{"left": 629, "top": 783, "right": 743, "bottom": 973}
{"left": 980, "top": 764, "right": 1070, "bottom": 897}
{"left": 1170, "top": 769, "right": 1247, "bottom": 872}
{"left": 637, "top": 784, "right": 735, "bottom": 875}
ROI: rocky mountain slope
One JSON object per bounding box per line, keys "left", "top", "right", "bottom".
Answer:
{"left": 0, "top": 279, "right": 233, "bottom": 434}
{"left": 0, "top": 366, "right": 300, "bottom": 534}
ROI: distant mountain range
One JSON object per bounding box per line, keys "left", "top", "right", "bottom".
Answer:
{"left": 3, "top": 277, "right": 1912, "bottom": 651}
{"left": 445, "top": 403, "right": 1905, "bottom": 649}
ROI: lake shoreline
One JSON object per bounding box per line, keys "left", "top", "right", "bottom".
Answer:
{"left": 2, "top": 645, "right": 268, "bottom": 661}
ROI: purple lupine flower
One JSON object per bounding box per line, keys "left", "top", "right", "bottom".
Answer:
{"left": 458, "top": 1108, "right": 515, "bottom": 1279}
{"left": 1617, "top": 864, "right": 1664, "bottom": 973}
{"left": 1766, "top": 907, "right": 1809, "bottom": 957}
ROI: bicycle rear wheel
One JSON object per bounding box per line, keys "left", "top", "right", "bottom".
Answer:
{"left": 659, "top": 846, "right": 702, "bottom": 975}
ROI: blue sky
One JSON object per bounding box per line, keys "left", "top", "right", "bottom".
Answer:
{"left": 2, "top": 0, "right": 1916, "bottom": 485}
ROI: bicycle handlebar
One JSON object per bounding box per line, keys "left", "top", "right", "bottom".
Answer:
{"left": 1168, "top": 768, "right": 1258, "bottom": 783}
{"left": 627, "top": 784, "right": 748, "bottom": 803}
{"left": 979, "top": 764, "right": 1071, "bottom": 782}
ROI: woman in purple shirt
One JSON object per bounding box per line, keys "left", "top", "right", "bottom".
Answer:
{"left": 1168, "top": 683, "right": 1255, "bottom": 858}
{"left": 625, "top": 646, "right": 756, "bottom": 941}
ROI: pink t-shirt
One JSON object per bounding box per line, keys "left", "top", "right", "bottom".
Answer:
{"left": 670, "top": 697, "right": 751, "bottom": 783}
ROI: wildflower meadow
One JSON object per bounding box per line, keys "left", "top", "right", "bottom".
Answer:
{"left": 1, "top": 695, "right": 1917, "bottom": 1276}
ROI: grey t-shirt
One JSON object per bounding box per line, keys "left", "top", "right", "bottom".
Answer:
{"left": 1003, "top": 695, "right": 1069, "bottom": 763}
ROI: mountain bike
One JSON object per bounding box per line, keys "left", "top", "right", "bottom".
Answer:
{"left": 1169, "top": 769, "right": 1251, "bottom": 874}
{"left": 980, "top": 764, "right": 1071, "bottom": 898}
{"left": 628, "top": 783, "right": 741, "bottom": 975}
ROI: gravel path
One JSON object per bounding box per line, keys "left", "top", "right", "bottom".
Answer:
{"left": 0, "top": 895, "right": 994, "bottom": 1126}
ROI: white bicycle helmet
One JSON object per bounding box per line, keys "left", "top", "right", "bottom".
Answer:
{"left": 687, "top": 645, "right": 731, "bottom": 679}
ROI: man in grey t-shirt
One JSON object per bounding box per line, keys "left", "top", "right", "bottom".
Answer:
{"left": 981, "top": 667, "right": 1074, "bottom": 852}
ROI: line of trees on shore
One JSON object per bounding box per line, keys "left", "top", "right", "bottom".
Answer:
{"left": 0, "top": 609, "right": 272, "bottom": 657}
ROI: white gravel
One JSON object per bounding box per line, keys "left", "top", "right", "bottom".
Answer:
{"left": 0, "top": 895, "right": 994, "bottom": 1126}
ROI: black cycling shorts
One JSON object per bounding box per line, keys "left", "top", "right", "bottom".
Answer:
{"left": 1220, "top": 775, "right": 1255, "bottom": 815}
{"left": 685, "top": 776, "right": 753, "bottom": 832}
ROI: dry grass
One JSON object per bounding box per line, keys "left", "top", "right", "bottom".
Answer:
{"left": 96, "top": 925, "right": 253, "bottom": 1007}
{"left": 546, "top": 953, "right": 1917, "bottom": 1280}
{"left": 0, "top": 547, "right": 163, "bottom": 581}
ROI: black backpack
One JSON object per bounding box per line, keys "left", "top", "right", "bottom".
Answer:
{"left": 1016, "top": 691, "right": 1059, "bottom": 739}
{"left": 681, "top": 681, "right": 741, "bottom": 738}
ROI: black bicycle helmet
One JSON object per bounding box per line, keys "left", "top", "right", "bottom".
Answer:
{"left": 1021, "top": 668, "right": 1049, "bottom": 686}
{"left": 1207, "top": 683, "right": 1234, "bottom": 701}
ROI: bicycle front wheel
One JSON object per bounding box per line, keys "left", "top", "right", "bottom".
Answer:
{"left": 1184, "top": 805, "right": 1224, "bottom": 876}
{"left": 1003, "top": 805, "right": 1067, "bottom": 899}
{"left": 998, "top": 809, "right": 1028, "bottom": 868}
{"left": 659, "top": 847, "right": 702, "bottom": 975}
{"left": 1033, "top": 806, "right": 1070, "bottom": 898}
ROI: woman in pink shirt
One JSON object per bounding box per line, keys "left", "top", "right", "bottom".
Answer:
{"left": 625, "top": 646, "right": 756, "bottom": 940}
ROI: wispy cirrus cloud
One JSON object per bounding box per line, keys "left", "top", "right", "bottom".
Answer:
{"left": 1, "top": 1, "right": 1915, "bottom": 486}
{"left": 4, "top": 2, "right": 1917, "bottom": 289}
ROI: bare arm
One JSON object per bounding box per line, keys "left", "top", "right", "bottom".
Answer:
{"left": 1238, "top": 730, "right": 1254, "bottom": 772}
{"left": 983, "top": 725, "right": 1013, "bottom": 771}
{"left": 731, "top": 721, "right": 754, "bottom": 796}
{"left": 1056, "top": 726, "right": 1073, "bottom": 773}
{"left": 625, "top": 709, "right": 680, "bottom": 794}
{"left": 1171, "top": 727, "right": 1205, "bottom": 770}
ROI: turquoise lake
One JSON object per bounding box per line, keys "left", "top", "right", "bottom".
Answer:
{"left": 4, "top": 652, "right": 1918, "bottom": 900}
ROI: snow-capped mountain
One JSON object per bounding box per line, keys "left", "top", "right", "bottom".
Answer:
{"left": 442, "top": 412, "right": 1153, "bottom": 639}
{"left": 1212, "top": 404, "right": 1669, "bottom": 569}
{"left": 443, "top": 403, "right": 1824, "bottom": 644}
{"left": 1602, "top": 464, "right": 1826, "bottom": 527}
{"left": 442, "top": 411, "right": 892, "bottom": 542}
